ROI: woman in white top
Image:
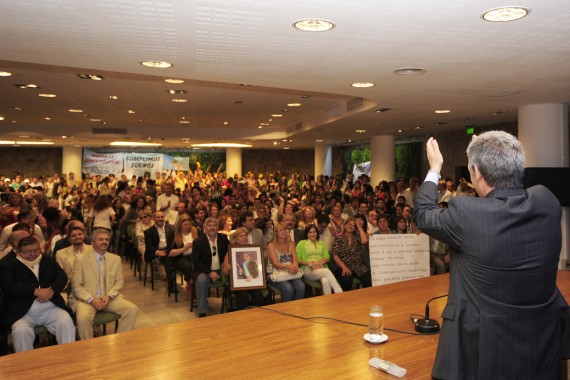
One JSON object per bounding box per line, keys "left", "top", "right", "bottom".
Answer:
{"left": 169, "top": 214, "right": 198, "bottom": 282}
{"left": 87, "top": 195, "right": 116, "bottom": 234}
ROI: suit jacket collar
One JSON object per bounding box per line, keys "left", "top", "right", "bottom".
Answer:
{"left": 486, "top": 187, "right": 525, "bottom": 199}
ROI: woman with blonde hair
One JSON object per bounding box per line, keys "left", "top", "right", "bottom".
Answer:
{"left": 169, "top": 214, "right": 198, "bottom": 284}
{"left": 266, "top": 222, "right": 305, "bottom": 302}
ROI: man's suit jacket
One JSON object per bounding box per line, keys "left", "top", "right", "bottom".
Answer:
{"left": 237, "top": 260, "right": 259, "bottom": 279}
{"left": 71, "top": 250, "right": 124, "bottom": 306}
{"left": 0, "top": 252, "right": 70, "bottom": 332}
{"left": 414, "top": 181, "right": 566, "bottom": 379}
{"left": 248, "top": 228, "right": 266, "bottom": 253}
{"left": 290, "top": 228, "right": 304, "bottom": 245}
{"left": 143, "top": 224, "right": 174, "bottom": 261}
{"left": 192, "top": 233, "right": 229, "bottom": 275}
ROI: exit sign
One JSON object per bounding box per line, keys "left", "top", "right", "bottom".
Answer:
{"left": 466, "top": 126, "right": 475, "bottom": 135}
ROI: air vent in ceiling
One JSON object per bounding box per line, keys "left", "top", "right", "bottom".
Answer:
{"left": 92, "top": 128, "right": 127, "bottom": 135}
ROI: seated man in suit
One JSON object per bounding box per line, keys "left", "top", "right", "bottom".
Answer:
{"left": 56, "top": 222, "right": 92, "bottom": 307}
{"left": 0, "top": 236, "right": 75, "bottom": 352}
{"left": 192, "top": 217, "right": 228, "bottom": 317}
{"left": 237, "top": 252, "right": 259, "bottom": 280}
{"left": 72, "top": 229, "right": 138, "bottom": 340}
{"left": 283, "top": 212, "right": 303, "bottom": 245}
{"left": 144, "top": 211, "right": 174, "bottom": 290}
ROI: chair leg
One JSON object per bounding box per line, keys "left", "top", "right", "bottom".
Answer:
{"left": 102, "top": 324, "right": 107, "bottom": 335}
{"left": 143, "top": 261, "right": 148, "bottom": 287}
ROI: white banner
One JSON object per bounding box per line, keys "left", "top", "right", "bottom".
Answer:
{"left": 82, "top": 150, "right": 124, "bottom": 176}
{"left": 353, "top": 161, "right": 371, "bottom": 180}
{"left": 122, "top": 153, "right": 164, "bottom": 179}
{"left": 369, "top": 233, "right": 430, "bottom": 286}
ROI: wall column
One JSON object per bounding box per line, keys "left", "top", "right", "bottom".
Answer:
{"left": 370, "top": 135, "right": 395, "bottom": 185}
{"left": 62, "top": 146, "right": 82, "bottom": 177}
{"left": 226, "top": 148, "right": 242, "bottom": 178}
{"left": 518, "top": 103, "right": 569, "bottom": 268}
{"left": 314, "top": 144, "right": 332, "bottom": 178}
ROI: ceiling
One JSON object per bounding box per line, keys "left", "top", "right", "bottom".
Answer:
{"left": 0, "top": 0, "right": 569, "bottom": 149}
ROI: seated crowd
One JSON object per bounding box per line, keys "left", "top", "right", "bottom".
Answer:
{"left": 0, "top": 168, "right": 471, "bottom": 351}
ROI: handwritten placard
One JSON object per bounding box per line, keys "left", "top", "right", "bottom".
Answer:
{"left": 369, "top": 234, "right": 430, "bottom": 286}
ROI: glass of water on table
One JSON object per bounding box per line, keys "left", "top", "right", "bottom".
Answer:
{"left": 368, "top": 305, "right": 384, "bottom": 337}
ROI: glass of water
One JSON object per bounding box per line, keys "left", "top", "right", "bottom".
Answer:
{"left": 368, "top": 305, "right": 384, "bottom": 337}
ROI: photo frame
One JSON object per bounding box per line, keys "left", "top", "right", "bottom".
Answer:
{"left": 229, "top": 244, "right": 266, "bottom": 291}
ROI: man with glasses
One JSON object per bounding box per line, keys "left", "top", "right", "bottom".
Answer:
{"left": 192, "top": 217, "right": 229, "bottom": 317}
{"left": 0, "top": 236, "right": 75, "bottom": 352}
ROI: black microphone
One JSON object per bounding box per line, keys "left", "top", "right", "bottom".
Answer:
{"left": 415, "top": 295, "right": 447, "bottom": 334}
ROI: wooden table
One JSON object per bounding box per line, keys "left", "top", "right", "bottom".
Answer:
{"left": 1, "top": 272, "right": 570, "bottom": 379}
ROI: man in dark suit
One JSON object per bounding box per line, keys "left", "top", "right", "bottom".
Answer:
{"left": 192, "top": 217, "right": 228, "bottom": 317}
{"left": 144, "top": 211, "right": 175, "bottom": 290}
{"left": 237, "top": 252, "right": 259, "bottom": 279}
{"left": 0, "top": 236, "right": 75, "bottom": 352}
{"left": 239, "top": 211, "right": 265, "bottom": 254}
{"left": 414, "top": 131, "right": 568, "bottom": 379}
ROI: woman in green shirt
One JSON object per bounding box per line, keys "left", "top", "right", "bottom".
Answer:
{"left": 296, "top": 224, "right": 343, "bottom": 295}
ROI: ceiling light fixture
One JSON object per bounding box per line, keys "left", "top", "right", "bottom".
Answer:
{"left": 293, "top": 19, "right": 335, "bottom": 32}
{"left": 492, "top": 110, "right": 507, "bottom": 115}
{"left": 271, "top": 114, "right": 283, "bottom": 118}
{"left": 0, "top": 71, "right": 12, "bottom": 77}
{"left": 110, "top": 141, "right": 162, "bottom": 147}
{"left": 171, "top": 99, "right": 187, "bottom": 103}
{"left": 393, "top": 67, "right": 426, "bottom": 75}
{"left": 482, "top": 7, "right": 530, "bottom": 22}
{"left": 287, "top": 103, "right": 301, "bottom": 107}
{"left": 38, "top": 93, "right": 56, "bottom": 97}
{"left": 260, "top": 123, "right": 270, "bottom": 126}
{"left": 435, "top": 109, "right": 451, "bottom": 114}
{"left": 68, "top": 109, "right": 83, "bottom": 113}
{"left": 77, "top": 74, "right": 104, "bottom": 80}
{"left": 351, "top": 82, "right": 375, "bottom": 88}
{"left": 283, "top": 147, "right": 290, "bottom": 150}
{"left": 44, "top": 117, "right": 51, "bottom": 120}
{"left": 128, "top": 110, "right": 135, "bottom": 114}
{"left": 191, "top": 143, "right": 252, "bottom": 148}
{"left": 89, "top": 118, "right": 101, "bottom": 122}
{"left": 16, "top": 141, "right": 55, "bottom": 145}
{"left": 141, "top": 60, "right": 173, "bottom": 68}
{"left": 109, "top": 95, "right": 119, "bottom": 100}
{"left": 0, "top": 116, "right": 4, "bottom": 121}
{"left": 414, "top": 126, "right": 423, "bottom": 130}
{"left": 179, "top": 120, "right": 190, "bottom": 124}
{"left": 0, "top": 140, "right": 16, "bottom": 144}
{"left": 167, "top": 89, "right": 187, "bottom": 94}
{"left": 375, "top": 108, "right": 392, "bottom": 113}
{"left": 316, "top": 139, "right": 324, "bottom": 142}
{"left": 165, "top": 78, "right": 184, "bottom": 84}
{"left": 15, "top": 84, "right": 39, "bottom": 89}
{"left": 355, "top": 129, "right": 366, "bottom": 133}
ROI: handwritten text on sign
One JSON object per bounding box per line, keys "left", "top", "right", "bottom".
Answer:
{"left": 369, "top": 234, "right": 430, "bottom": 286}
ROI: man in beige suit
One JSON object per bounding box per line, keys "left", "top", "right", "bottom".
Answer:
{"left": 56, "top": 223, "right": 92, "bottom": 308}
{"left": 72, "top": 228, "right": 138, "bottom": 340}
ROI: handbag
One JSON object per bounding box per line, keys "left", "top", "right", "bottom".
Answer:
{"left": 269, "top": 268, "right": 303, "bottom": 282}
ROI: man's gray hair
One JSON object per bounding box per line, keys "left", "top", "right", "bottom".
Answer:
{"left": 91, "top": 228, "right": 111, "bottom": 240}
{"left": 466, "top": 130, "right": 525, "bottom": 189}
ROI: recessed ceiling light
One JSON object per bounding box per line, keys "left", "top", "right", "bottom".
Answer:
{"left": 223, "top": 121, "right": 229, "bottom": 125}
{"left": 0, "top": 116, "right": 4, "bottom": 121}
{"left": 167, "top": 89, "right": 187, "bottom": 94}
{"left": 165, "top": 78, "right": 184, "bottom": 84}
{"left": 16, "top": 141, "right": 54, "bottom": 145}
{"left": 258, "top": 126, "right": 263, "bottom": 129}
{"left": 110, "top": 141, "right": 162, "bottom": 147}
{"left": 38, "top": 93, "right": 56, "bottom": 97}
{"left": 128, "top": 110, "right": 135, "bottom": 114}
{"left": 287, "top": 103, "right": 302, "bottom": 107}
{"left": 283, "top": 147, "right": 290, "bottom": 150}
{"left": 282, "top": 139, "right": 288, "bottom": 142}
{"left": 191, "top": 143, "right": 252, "bottom": 148}
{"left": 61, "top": 136, "right": 68, "bottom": 139}
{"left": 260, "top": 123, "right": 270, "bottom": 126}
{"left": 355, "top": 129, "right": 366, "bottom": 133}
{"left": 293, "top": 19, "right": 335, "bottom": 32}
{"left": 171, "top": 99, "right": 187, "bottom": 103}
{"left": 179, "top": 120, "right": 190, "bottom": 124}
{"left": 393, "top": 67, "right": 426, "bottom": 75}
{"left": 141, "top": 60, "right": 172, "bottom": 68}
{"left": 13, "top": 107, "right": 22, "bottom": 111}
{"left": 77, "top": 74, "right": 104, "bottom": 80}
{"left": 15, "top": 84, "right": 40, "bottom": 89}
{"left": 89, "top": 118, "right": 101, "bottom": 122}
{"left": 398, "top": 129, "right": 403, "bottom": 133}
{"left": 109, "top": 95, "right": 119, "bottom": 100}
{"left": 0, "top": 71, "right": 12, "bottom": 77}
{"left": 347, "top": 140, "right": 352, "bottom": 143}
{"left": 44, "top": 117, "right": 51, "bottom": 120}
{"left": 414, "top": 126, "right": 423, "bottom": 130}
{"left": 68, "top": 109, "right": 83, "bottom": 113}
{"left": 435, "top": 109, "right": 451, "bottom": 114}
{"left": 316, "top": 139, "right": 324, "bottom": 142}
{"left": 271, "top": 114, "right": 283, "bottom": 117}
{"left": 351, "top": 82, "right": 375, "bottom": 88}
{"left": 0, "top": 140, "right": 16, "bottom": 144}
{"left": 492, "top": 110, "right": 507, "bottom": 116}
{"left": 375, "top": 108, "right": 392, "bottom": 113}
{"left": 482, "top": 7, "right": 530, "bottom": 22}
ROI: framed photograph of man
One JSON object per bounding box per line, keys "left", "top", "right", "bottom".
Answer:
{"left": 229, "top": 245, "right": 266, "bottom": 290}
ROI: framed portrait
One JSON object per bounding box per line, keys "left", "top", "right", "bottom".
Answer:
{"left": 229, "top": 244, "right": 266, "bottom": 291}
